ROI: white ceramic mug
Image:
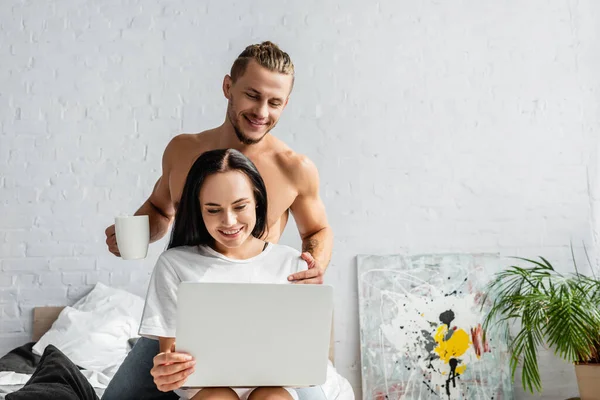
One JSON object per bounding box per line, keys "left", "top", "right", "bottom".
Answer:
{"left": 114, "top": 215, "right": 150, "bottom": 260}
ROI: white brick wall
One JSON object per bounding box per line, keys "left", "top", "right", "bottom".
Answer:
{"left": 1, "top": 1, "right": 599, "bottom": 398}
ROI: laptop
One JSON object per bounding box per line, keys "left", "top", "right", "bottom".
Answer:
{"left": 176, "top": 282, "right": 334, "bottom": 388}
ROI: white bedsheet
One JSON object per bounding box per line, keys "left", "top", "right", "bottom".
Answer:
{"left": 322, "top": 362, "right": 355, "bottom": 400}
{"left": 0, "top": 368, "right": 111, "bottom": 389}
{"left": 0, "top": 372, "right": 30, "bottom": 386}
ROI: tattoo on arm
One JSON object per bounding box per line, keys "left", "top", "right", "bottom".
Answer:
{"left": 302, "top": 238, "right": 319, "bottom": 254}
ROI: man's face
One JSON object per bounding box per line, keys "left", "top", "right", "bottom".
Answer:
{"left": 224, "top": 60, "right": 293, "bottom": 145}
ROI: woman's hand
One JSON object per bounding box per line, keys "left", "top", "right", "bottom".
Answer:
{"left": 150, "top": 342, "right": 196, "bottom": 392}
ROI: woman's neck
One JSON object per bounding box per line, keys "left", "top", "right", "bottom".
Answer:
{"left": 211, "top": 237, "right": 266, "bottom": 260}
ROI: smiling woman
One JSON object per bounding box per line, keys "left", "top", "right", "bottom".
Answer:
{"left": 167, "top": 148, "right": 268, "bottom": 253}
{"left": 200, "top": 171, "right": 264, "bottom": 259}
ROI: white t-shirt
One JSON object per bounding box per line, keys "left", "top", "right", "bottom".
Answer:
{"left": 139, "top": 242, "right": 308, "bottom": 339}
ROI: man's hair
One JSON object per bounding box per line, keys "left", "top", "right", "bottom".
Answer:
{"left": 230, "top": 41, "right": 295, "bottom": 85}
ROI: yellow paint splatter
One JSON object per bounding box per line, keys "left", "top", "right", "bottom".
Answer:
{"left": 433, "top": 325, "right": 471, "bottom": 375}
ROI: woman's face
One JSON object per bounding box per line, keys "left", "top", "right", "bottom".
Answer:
{"left": 199, "top": 171, "right": 257, "bottom": 252}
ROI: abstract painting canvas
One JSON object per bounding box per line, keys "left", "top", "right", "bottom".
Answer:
{"left": 357, "top": 253, "right": 512, "bottom": 400}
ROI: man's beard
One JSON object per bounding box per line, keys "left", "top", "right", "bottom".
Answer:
{"left": 233, "top": 122, "right": 266, "bottom": 145}
{"left": 228, "top": 101, "right": 270, "bottom": 145}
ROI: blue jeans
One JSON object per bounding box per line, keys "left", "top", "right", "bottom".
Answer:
{"left": 102, "top": 337, "right": 326, "bottom": 400}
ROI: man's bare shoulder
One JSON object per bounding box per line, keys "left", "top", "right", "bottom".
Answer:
{"left": 273, "top": 146, "right": 319, "bottom": 193}
{"left": 163, "top": 131, "right": 217, "bottom": 161}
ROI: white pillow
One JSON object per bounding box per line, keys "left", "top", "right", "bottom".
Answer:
{"left": 72, "top": 282, "right": 144, "bottom": 318}
{"left": 32, "top": 283, "right": 145, "bottom": 372}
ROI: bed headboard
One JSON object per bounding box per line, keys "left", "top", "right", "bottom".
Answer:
{"left": 32, "top": 306, "right": 65, "bottom": 342}
{"left": 32, "top": 306, "right": 336, "bottom": 363}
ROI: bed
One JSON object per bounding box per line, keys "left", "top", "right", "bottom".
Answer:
{"left": 0, "top": 306, "right": 105, "bottom": 399}
{"left": 0, "top": 283, "right": 146, "bottom": 399}
{"left": 0, "top": 284, "right": 353, "bottom": 400}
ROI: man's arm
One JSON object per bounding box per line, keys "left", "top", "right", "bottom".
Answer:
{"left": 134, "top": 175, "right": 175, "bottom": 244}
{"left": 287, "top": 155, "right": 333, "bottom": 283}
{"left": 105, "top": 137, "right": 179, "bottom": 256}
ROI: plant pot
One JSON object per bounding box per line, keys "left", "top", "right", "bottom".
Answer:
{"left": 574, "top": 363, "right": 600, "bottom": 400}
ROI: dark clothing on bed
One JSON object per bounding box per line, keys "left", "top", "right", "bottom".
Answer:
{"left": 0, "top": 343, "right": 40, "bottom": 374}
{"left": 6, "top": 345, "right": 98, "bottom": 400}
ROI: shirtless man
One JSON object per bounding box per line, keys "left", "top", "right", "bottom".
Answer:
{"left": 101, "top": 42, "right": 332, "bottom": 400}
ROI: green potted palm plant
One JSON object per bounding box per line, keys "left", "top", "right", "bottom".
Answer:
{"left": 482, "top": 252, "right": 600, "bottom": 398}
